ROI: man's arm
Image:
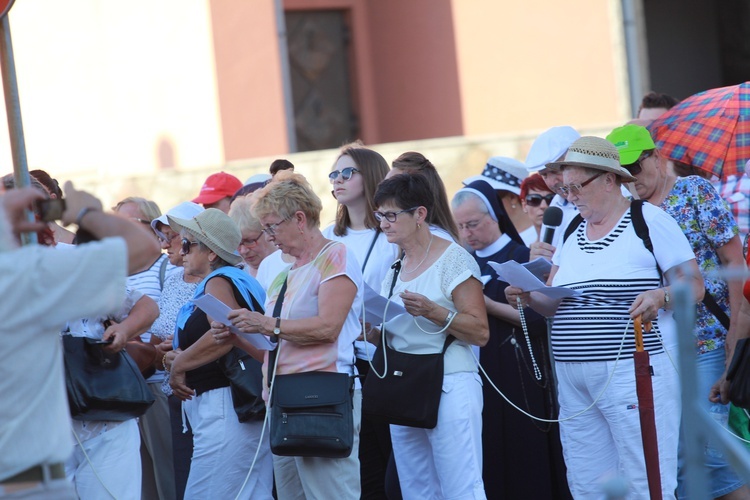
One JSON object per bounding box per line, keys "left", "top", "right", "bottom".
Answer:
{"left": 60, "top": 181, "right": 160, "bottom": 274}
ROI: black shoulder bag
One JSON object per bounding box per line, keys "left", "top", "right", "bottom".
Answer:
{"left": 727, "top": 338, "right": 750, "bottom": 409}
{"left": 64, "top": 335, "right": 156, "bottom": 421}
{"left": 217, "top": 277, "right": 267, "bottom": 423}
{"left": 362, "top": 261, "right": 455, "bottom": 429}
{"left": 268, "top": 277, "right": 355, "bottom": 458}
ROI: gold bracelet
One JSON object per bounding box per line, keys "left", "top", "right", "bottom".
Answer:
{"left": 162, "top": 353, "right": 169, "bottom": 372}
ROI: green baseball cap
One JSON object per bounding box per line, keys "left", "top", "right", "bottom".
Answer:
{"left": 606, "top": 124, "right": 656, "bottom": 165}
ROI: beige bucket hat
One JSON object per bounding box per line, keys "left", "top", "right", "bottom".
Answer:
{"left": 168, "top": 208, "right": 243, "bottom": 266}
{"left": 547, "top": 136, "right": 637, "bottom": 182}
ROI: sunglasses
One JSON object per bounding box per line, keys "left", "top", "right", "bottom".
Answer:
{"left": 524, "top": 193, "right": 556, "bottom": 207}
{"left": 624, "top": 151, "right": 653, "bottom": 176}
{"left": 181, "top": 238, "right": 200, "bottom": 255}
{"left": 328, "top": 167, "right": 359, "bottom": 182}
{"left": 158, "top": 232, "right": 178, "bottom": 245}
{"left": 373, "top": 207, "right": 418, "bottom": 223}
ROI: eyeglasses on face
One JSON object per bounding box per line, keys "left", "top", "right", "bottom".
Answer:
{"left": 457, "top": 213, "right": 489, "bottom": 232}
{"left": 181, "top": 238, "right": 200, "bottom": 255}
{"left": 328, "top": 167, "right": 359, "bottom": 182}
{"left": 373, "top": 207, "right": 418, "bottom": 223}
{"left": 624, "top": 151, "right": 653, "bottom": 176}
{"left": 261, "top": 218, "right": 290, "bottom": 236}
{"left": 557, "top": 172, "right": 604, "bottom": 197}
{"left": 239, "top": 234, "right": 263, "bottom": 249}
{"left": 525, "top": 193, "right": 556, "bottom": 207}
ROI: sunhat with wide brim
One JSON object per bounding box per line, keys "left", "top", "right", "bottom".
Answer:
{"left": 547, "top": 136, "right": 637, "bottom": 182}
{"left": 168, "top": 208, "right": 243, "bottom": 266}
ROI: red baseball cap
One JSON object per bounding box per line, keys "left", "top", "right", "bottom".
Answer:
{"left": 192, "top": 172, "right": 243, "bottom": 205}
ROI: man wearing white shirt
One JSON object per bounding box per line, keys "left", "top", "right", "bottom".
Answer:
{"left": 0, "top": 184, "right": 159, "bottom": 499}
{"left": 525, "top": 126, "right": 581, "bottom": 262}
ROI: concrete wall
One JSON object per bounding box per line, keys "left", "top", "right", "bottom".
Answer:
{"left": 75, "top": 125, "right": 620, "bottom": 227}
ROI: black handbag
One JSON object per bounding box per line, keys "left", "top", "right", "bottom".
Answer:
{"left": 268, "top": 278, "right": 355, "bottom": 458}
{"left": 219, "top": 347, "right": 265, "bottom": 422}
{"left": 63, "top": 335, "right": 155, "bottom": 421}
{"left": 362, "top": 261, "right": 455, "bottom": 429}
{"left": 216, "top": 278, "right": 266, "bottom": 422}
{"left": 727, "top": 338, "right": 750, "bottom": 409}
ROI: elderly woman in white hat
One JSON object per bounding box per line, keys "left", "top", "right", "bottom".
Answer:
{"left": 506, "top": 136, "right": 704, "bottom": 498}
{"left": 167, "top": 208, "right": 272, "bottom": 499}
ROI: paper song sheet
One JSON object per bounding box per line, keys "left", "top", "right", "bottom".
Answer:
{"left": 488, "top": 260, "right": 579, "bottom": 299}
{"left": 191, "top": 294, "right": 276, "bottom": 350}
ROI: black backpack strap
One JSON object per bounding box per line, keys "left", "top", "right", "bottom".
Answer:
{"left": 563, "top": 214, "right": 584, "bottom": 244}
{"left": 630, "top": 199, "right": 663, "bottom": 281}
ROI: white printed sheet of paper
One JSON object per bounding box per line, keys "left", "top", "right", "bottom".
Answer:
{"left": 191, "top": 293, "right": 276, "bottom": 350}
{"left": 488, "top": 260, "right": 579, "bottom": 299}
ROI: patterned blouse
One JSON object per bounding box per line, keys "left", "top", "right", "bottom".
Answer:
{"left": 660, "top": 176, "right": 738, "bottom": 354}
{"left": 152, "top": 271, "right": 198, "bottom": 395}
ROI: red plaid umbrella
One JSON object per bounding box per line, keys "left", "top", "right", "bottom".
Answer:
{"left": 634, "top": 316, "right": 662, "bottom": 500}
{"left": 648, "top": 82, "right": 750, "bottom": 179}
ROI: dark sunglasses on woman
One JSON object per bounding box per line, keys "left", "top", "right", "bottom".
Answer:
{"left": 525, "top": 193, "right": 556, "bottom": 207}
{"left": 181, "top": 238, "right": 199, "bottom": 254}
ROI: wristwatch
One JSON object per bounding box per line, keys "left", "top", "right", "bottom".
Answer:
{"left": 273, "top": 317, "right": 281, "bottom": 338}
{"left": 663, "top": 287, "right": 671, "bottom": 307}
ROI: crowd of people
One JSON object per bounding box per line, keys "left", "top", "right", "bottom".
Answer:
{"left": 2, "top": 89, "right": 750, "bottom": 500}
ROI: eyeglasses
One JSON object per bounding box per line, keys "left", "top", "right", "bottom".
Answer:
{"left": 239, "top": 234, "right": 263, "bottom": 249}
{"left": 181, "top": 238, "right": 200, "bottom": 255}
{"left": 457, "top": 213, "right": 488, "bottom": 232}
{"left": 373, "top": 207, "right": 418, "bottom": 223}
{"left": 132, "top": 217, "right": 151, "bottom": 225}
{"left": 524, "top": 193, "right": 556, "bottom": 207}
{"left": 261, "top": 218, "right": 289, "bottom": 236}
{"left": 557, "top": 172, "right": 604, "bottom": 197}
{"left": 328, "top": 167, "right": 359, "bottom": 182}
{"left": 624, "top": 151, "right": 653, "bottom": 176}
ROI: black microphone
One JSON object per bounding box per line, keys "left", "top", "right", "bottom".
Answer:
{"left": 542, "top": 207, "right": 563, "bottom": 245}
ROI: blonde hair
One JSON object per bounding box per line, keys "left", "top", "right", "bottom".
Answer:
{"left": 229, "top": 192, "right": 263, "bottom": 233}
{"left": 114, "top": 196, "right": 161, "bottom": 222}
{"left": 252, "top": 171, "right": 322, "bottom": 228}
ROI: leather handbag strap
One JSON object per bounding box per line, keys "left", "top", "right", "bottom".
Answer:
{"left": 267, "top": 277, "right": 288, "bottom": 388}
{"left": 361, "top": 230, "right": 380, "bottom": 273}
{"left": 703, "top": 290, "right": 730, "bottom": 330}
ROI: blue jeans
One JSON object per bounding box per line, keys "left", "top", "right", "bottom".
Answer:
{"left": 677, "top": 348, "right": 745, "bottom": 498}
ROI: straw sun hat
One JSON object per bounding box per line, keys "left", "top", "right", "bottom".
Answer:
{"left": 547, "top": 136, "right": 637, "bottom": 182}
{"left": 168, "top": 208, "right": 243, "bottom": 266}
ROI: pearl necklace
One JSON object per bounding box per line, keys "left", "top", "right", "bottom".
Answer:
{"left": 402, "top": 234, "right": 433, "bottom": 275}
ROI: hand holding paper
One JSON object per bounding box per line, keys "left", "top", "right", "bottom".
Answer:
{"left": 191, "top": 294, "right": 276, "bottom": 350}
{"left": 488, "top": 260, "right": 579, "bottom": 299}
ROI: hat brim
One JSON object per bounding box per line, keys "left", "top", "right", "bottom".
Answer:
{"left": 546, "top": 160, "right": 637, "bottom": 183}
{"left": 192, "top": 192, "right": 230, "bottom": 205}
{"left": 462, "top": 175, "right": 521, "bottom": 195}
{"left": 168, "top": 214, "right": 243, "bottom": 266}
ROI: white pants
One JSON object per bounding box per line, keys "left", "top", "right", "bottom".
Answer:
{"left": 273, "top": 390, "right": 362, "bottom": 500}
{"left": 65, "top": 419, "right": 141, "bottom": 500}
{"left": 183, "top": 386, "right": 273, "bottom": 500}
{"left": 390, "top": 371, "right": 486, "bottom": 500}
{"left": 556, "top": 353, "right": 680, "bottom": 499}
